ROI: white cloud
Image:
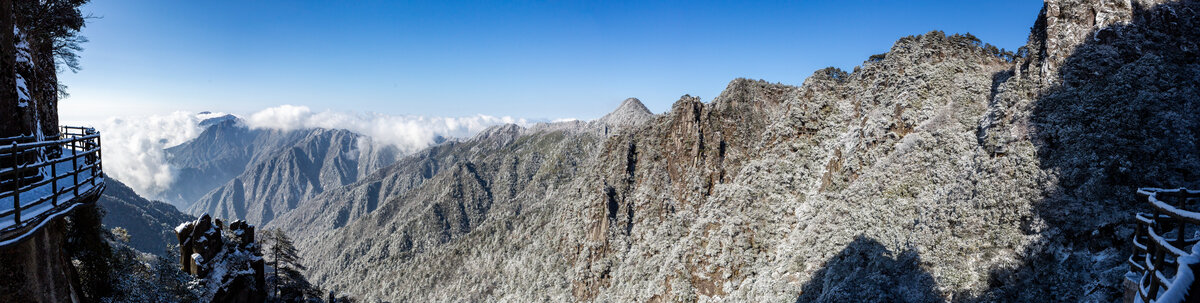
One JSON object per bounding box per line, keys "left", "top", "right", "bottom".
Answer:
{"left": 91, "top": 111, "right": 227, "bottom": 199}
{"left": 246, "top": 105, "right": 531, "bottom": 153}
{"left": 90, "top": 106, "right": 533, "bottom": 199}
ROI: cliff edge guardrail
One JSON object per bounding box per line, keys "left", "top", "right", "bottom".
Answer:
{"left": 0, "top": 126, "right": 105, "bottom": 246}
{"left": 1127, "top": 187, "right": 1200, "bottom": 303}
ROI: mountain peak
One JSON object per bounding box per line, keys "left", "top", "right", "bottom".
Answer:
{"left": 616, "top": 97, "right": 648, "bottom": 110}
{"left": 198, "top": 114, "right": 241, "bottom": 128}
{"left": 596, "top": 98, "right": 653, "bottom": 129}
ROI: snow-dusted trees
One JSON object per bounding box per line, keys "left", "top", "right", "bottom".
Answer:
{"left": 64, "top": 208, "right": 201, "bottom": 303}
{"left": 13, "top": 0, "right": 88, "bottom": 71}
{"left": 151, "top": 245, "right": 201, "bottom": 302}
{"left": 262, "top": 227, "right": 359, "bottom": 302}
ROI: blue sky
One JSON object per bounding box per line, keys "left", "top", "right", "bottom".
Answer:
{"left": 58, "top": 0, "right": 1044, "bottom": 123}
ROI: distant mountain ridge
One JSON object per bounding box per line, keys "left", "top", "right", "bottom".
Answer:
{"left": 154, "top": 116, "right": 400, "bottom": 226}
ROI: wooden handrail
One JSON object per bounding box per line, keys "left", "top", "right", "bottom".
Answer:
{"left": 0, "top": 133, "right": 99, "bottom": 154}
{"left": 0, "top": 126, "right": 105, "bottom": 245}
{"left": 1129, "top": 187, "right": 1200, "bottom": 303}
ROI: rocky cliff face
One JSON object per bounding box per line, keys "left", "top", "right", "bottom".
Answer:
{"left": 1, "top": 20, "right": 63, "bottom": 140}
{"left": 0, "top": 218, "right": 82, "bottom": 303}
{"left": 249, "top": 0, "right": 1196, "bottom": 301}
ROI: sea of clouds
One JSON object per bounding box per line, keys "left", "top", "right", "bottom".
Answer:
{"left": 93, "top": 105, "right": 531, "bottom": 200}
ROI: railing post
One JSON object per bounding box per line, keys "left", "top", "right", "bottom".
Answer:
{"left": 51, "top": 149, "right": 57, "bottom": 207}
{"left": 1147, "top": 241, "right": 1157, "bottom": 297}
{"left": 96, "top": 133, "right": 102, "bottom": 179}
{"left": 1150, "top": 247, "right": 1166, "bottom": 298}
{"left": 1178, "top": 195, "right": 1189, "bottom": 250}
{"left": 1132, "top": 215, "right": 1147, "bottom": 273}
{"left": 11, "top": 142, "right": 19, "bottom": 225}
{"left": 88, "top": 137, "right": 95, "bottom": 187}
{"left": 71, "top": 138, "right": 78, "bottom": 198}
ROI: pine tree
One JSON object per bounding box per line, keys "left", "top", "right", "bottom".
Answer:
{"left": 264, "top": 228, "right": 317, "bottom": 302}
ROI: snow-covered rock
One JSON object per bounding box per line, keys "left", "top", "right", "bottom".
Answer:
{"left": 175, "top": 214, "right": 266, "bottom": 302}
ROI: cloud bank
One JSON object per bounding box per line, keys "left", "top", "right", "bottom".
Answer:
{"left": 93, "top": 111, "right": 225, "bottom": 200}
{"left": 246, "top": 105, "right": 531, "bottom": 153}
{"left": 94, "top": 106, "right": 532, "bottom": 200}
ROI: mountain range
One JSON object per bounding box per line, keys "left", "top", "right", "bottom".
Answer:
{"left": 130, "top": 0, "right": 1200, "bottom": 301}
{"left": 156, "top": 116, "right": 400, "bottom": 227}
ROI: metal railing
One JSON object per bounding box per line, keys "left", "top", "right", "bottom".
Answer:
{"left": 1129, "top": 187, "right": 1200, "bottom": 302}
{"left": 0, "top": 126, "right": 104, "bottom": 244}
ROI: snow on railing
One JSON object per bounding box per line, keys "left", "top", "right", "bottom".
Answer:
{"left": 0, "top": 126, "right": 105, "bottom": 246}
{"left": 1129, "top": 187, "right": 1200, "bottom": 303}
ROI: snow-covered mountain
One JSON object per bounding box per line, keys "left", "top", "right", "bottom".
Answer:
{"left": 266, "top": 0, "right": 1200, "bottom": 301}
{"left": 105, "top": 0, "right": 1200, "bottom": 301}
{"left": 158, "top": 116, "right": 400, "bottom": 226}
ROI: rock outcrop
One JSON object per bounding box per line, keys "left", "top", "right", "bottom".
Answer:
{"left": 175, "top": 215, "right": 267, "bottom": 303}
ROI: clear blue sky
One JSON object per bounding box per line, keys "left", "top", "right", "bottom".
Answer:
{"left": 58, "top": 0, "right": 1045, "bottom": 123}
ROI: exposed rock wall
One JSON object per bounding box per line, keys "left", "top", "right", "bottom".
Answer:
{"left": 1, "top": 20, "right": 60, "bottom": 139}
{"left": 0, "top": 0, "right": 17, "bottom": 139}
{"left": 0, "top": 218, "right": 81, "bottom": 303}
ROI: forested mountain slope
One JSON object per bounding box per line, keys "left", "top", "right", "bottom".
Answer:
{"left": 274, "top": 0, "right": 1199, "bottom": 301}
{"left": 96, "top": 178, "right": 193, "bottom": 257}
